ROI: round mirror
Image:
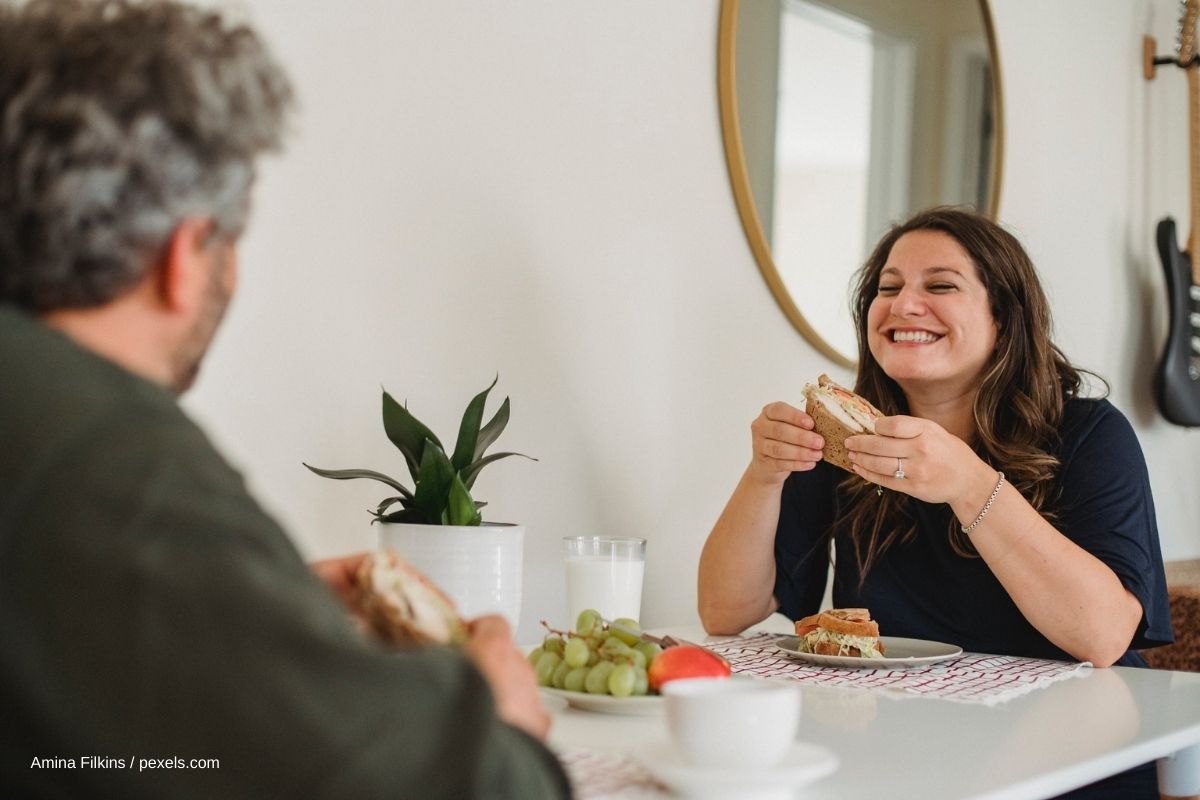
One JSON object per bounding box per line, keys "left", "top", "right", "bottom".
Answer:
{"left": 719, "top": 0, "right": 1004, "bottom": 367}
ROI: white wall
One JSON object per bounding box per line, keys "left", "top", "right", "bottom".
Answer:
{"left": 185, "top": 0, "right": 1199, "bottom": 643}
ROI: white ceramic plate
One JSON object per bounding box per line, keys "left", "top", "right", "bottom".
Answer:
{"left": 540, "top": 687, "right": 664, "bottom": 715}
{"left": 774, "top": 635, "right": 963, "bottom": 669}
{"left": 635, "top": 738, "right": 838, "bottom": 794}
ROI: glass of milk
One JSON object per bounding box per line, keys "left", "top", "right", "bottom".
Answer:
{"left": 562, "top": 536, "right": 646, "bottom": 624}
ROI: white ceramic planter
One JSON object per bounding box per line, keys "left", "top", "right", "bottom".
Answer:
{"left": 376, "top": 522, "right": 523, "bottom": 629}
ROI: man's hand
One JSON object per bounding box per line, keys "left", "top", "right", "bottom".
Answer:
{"left": 463, "top": 615, "right": 551, "bottom": 741}
{"left": 313, "top": 558, "right": 551, "bottom": 738}
{"left": 310, "top": 552, "right": 371, "bottom": 620}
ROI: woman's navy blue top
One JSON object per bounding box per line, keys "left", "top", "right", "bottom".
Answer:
{"left": 772, "top": 398, "right": 1173, "bottom": 668}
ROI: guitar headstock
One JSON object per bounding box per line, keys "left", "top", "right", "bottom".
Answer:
{"left": 1180, "top": 0, "right": 1200, "bottom": 62}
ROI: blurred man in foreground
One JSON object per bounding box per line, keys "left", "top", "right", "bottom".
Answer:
{"left": 0, "top": 1, "right": 567, "bottom": 796}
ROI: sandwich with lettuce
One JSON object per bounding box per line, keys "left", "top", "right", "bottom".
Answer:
{"left": 795, "top": 608, "right": 887, "bottom": 658}
{"left": 802, "top": 374, "right": 883, "bottom": 472}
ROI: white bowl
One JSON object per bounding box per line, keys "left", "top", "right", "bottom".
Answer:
{"left": 661, "top": 677, "right": 800, "bottom": 770}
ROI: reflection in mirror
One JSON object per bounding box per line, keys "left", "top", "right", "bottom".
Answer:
{"left": 720, "top": 0, "right": 1003, "bottom": 366}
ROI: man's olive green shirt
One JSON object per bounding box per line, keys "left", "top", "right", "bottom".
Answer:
{"left": 0, "top": 306, "right": 569, "bottom": 799}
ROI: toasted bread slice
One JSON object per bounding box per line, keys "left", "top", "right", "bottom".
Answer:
{"left": 796, "top": 612, "right": 822, "bottom": 629}
{"left": 817, "top": 611, "right": 880, "bottom": 638}
{"left": 796, "top": 608, "right": 872, "bottom": 634}
{"left": 795, "top": 612, "right": 821, "bottom": 636}
{"left": 825, "top": 608, "right": 871, "bottom": 622}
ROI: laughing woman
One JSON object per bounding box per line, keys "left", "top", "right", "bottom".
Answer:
{"left": 697, "top": 208, "right": 1172, "bottom": 798}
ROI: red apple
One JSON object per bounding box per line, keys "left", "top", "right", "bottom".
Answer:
{"left": 647, "top": 645, "right": 732, "bottom": 692}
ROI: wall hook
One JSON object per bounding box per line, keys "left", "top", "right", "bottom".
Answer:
{"left": 1145, "top": 35, "right": 1200, "bottom": 80}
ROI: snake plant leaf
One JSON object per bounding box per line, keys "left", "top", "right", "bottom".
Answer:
{"left": 382, "top": 390, "right": 443, "bottom": 481}
{"left": 473, "top": 396, "right": 510, "bottom": 461}
{"left": 302, "top": 464, "right": 414, "bottom": 500}
{"left": 373, "top": 496, "right": 405, "bottom": 516}
{"left": 460, "top": 451, "right": 536, "bottom": 490}
{"left": 412, "top": 439, "right": 455, "bottom": 524}
{"left": 372, "top": 507, "right": 428, "bottom": 524}
{"left": 451, "top": 375, "right": 498, "bottom": 472}
{"left": 446, "top": 473, "right": 482, "bottom": 526}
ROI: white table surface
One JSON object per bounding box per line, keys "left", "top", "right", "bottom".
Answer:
{"left": 543, "top": 626, "right": 1200, "bottom": 800}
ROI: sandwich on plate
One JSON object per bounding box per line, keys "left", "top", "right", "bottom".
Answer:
{"left": 356, "top": 550, "right": 467, "bottom": 646}
{"left": 795, "top": 608, "right": 887, "bottom": 658}
{"left": 802, "top": 374, "right": 883, "bottom": 472}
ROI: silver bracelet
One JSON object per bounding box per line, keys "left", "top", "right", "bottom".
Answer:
{"left": 961, "top": 471, "right": 1005, "bottom": 534}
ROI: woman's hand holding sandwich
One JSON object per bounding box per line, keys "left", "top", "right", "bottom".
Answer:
{"left": 747, "top": 401, "right": 826, "bottom": 486}
{"left": 843, "top": 415, "right": 996, "bottom": 509}
{"left": 840, "top": 413, "right": 1140, "bottom": 666}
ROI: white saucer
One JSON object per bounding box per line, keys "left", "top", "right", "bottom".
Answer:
{"left": 635, "top": 738, "right": 838, "bottom": 798}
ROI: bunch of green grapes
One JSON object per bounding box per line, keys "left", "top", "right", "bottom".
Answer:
{"left": 527, "top": 609, "right": 663, "bottom": 697}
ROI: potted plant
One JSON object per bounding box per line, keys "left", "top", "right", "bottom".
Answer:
{"left": 305, "top": 376, "right": 533, "bottom": 627}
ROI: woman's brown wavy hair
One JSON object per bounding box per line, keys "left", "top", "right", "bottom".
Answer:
{"left": 836, "top": 207, "right": 1100, "bottom": 579}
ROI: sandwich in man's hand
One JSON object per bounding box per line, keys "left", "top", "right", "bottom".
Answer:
{"left": 802, "top": 374, "right": 883, "bottom": 472}
{"left": 356, "top": 550, "right": 468, "bottom": 646}
{"left": 794, "top": 608, "right": 887, "bottom": 658}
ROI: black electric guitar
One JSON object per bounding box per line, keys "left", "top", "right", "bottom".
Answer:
{"left": 1155, "top": 0, "right": 1200, "bottom": 427}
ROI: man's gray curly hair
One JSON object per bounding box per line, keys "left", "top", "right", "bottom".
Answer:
{"left": 0, "top": 0, "right": 293, "bottom": 311}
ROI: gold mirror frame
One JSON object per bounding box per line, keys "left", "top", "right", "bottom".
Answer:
{"left": 718, "top": 0, "right": 1006, "bottom": 368}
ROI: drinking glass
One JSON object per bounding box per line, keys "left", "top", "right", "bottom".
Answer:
{"left": 562, "top": 536, "right": 646, "bottom": 624}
